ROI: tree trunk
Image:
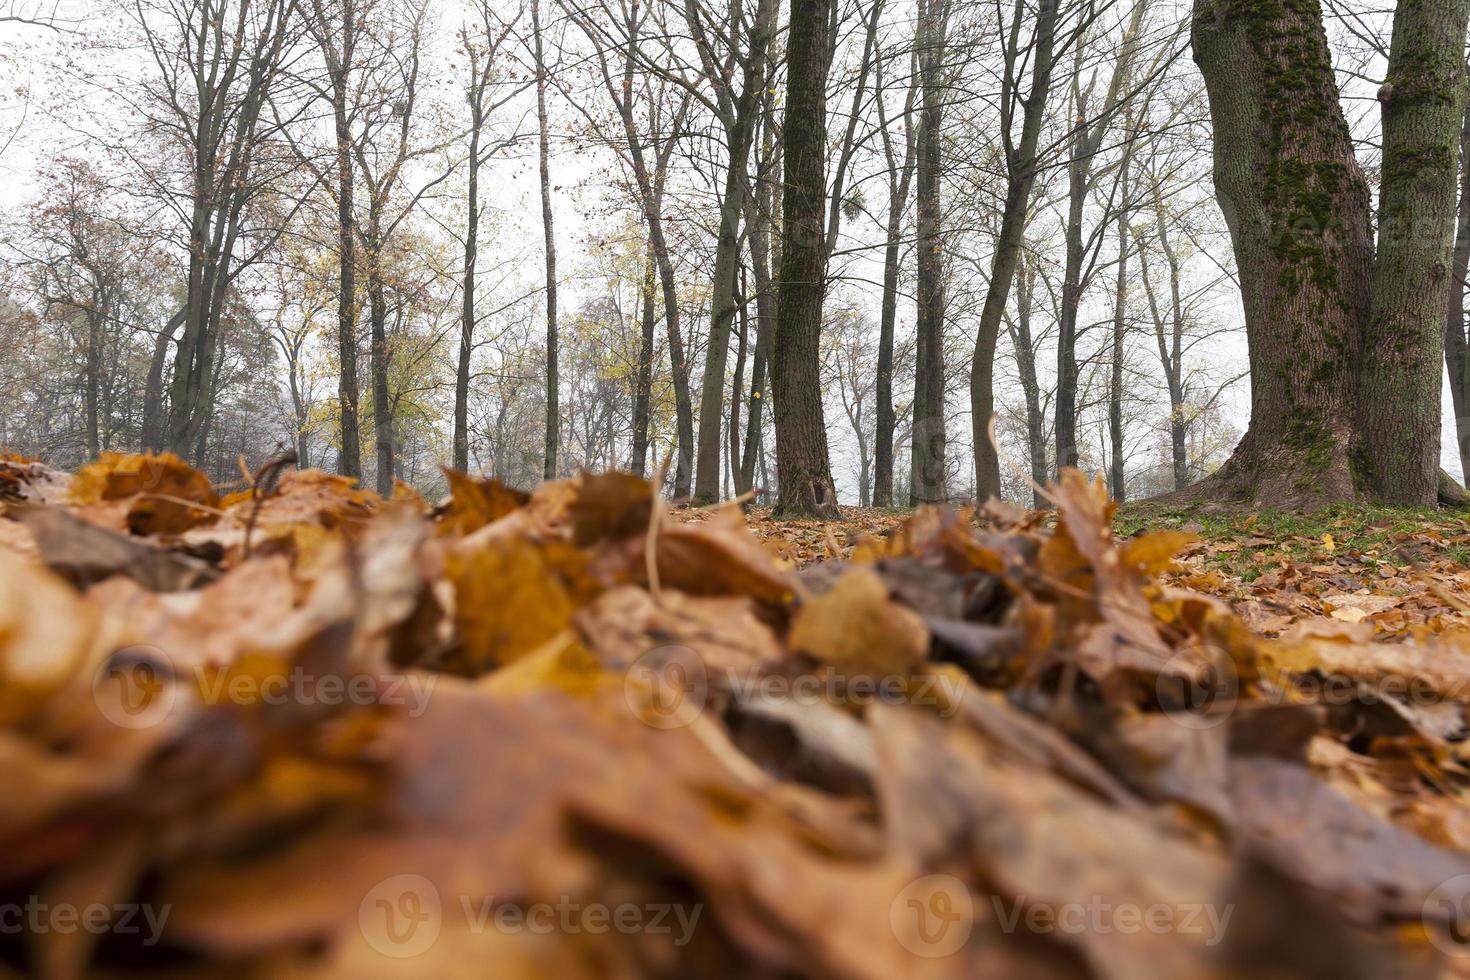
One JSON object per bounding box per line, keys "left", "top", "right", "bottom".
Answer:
{"left": 694, "top": 0, "right": 775, "bottom": 504}
{"left": 631, "top": 241, "right": 656, "bottom": 477}
{"left": 286, "top": 340, "right": 311, "bottom": 469}
{"left": 1140, "top": 193, "right": 1192, "bottom": 491}
{"left": 665, "top": 260, "right": 694, "bottom": 498}
{"left": 596, "top": 7, "right": 693, "bottom": 495}
{"left": 455, "top": 99, "right": 482, "bottom": 474}
{"left": 871, "top": 45, "right": 917, "bottom": 508}
{"left": 140, "top": 309, "right": 183, "bottom": 452}
{"left": 1192, "top": 0, "right": 1470, "bottom": 508}
{"left": 1446, "top": 70, "right": 1470, "bottom": 482}
{"left": 1190, "top": 0, "right": 1373, "bottom": 508}
{"left": 729, "top": 267, "right": 748, "bottom": 490}
{"left": 970, "top": 0, "right": 1058, "bottom": 501}
{"left": 83, "top": 306, "right": 101, "bottom": 460}
{"left": 368, "top": 230, "right": 392, "bottom": 494}
{"left": 533, "top": 0, "right": 559, "bottom": 481}
{"left": 1007, "top": 257, "right": 1049, "bottom": 508}
{"left": 332, "top": 73, "right": 362, "bottom": 480}
{"left": 1108, "top": 147, "right": 1134, "bottom": 501}
{"left": 872, "top": 224, "right": 903, "bottom": 507}
{"left": 1055, "top": 120, "right": 1088, "bottom": 474}
{"left": 772, "top": 0, "right": 839, "bottom": 518}
{"left": 909, "top": 0, "right": 951, "bottom": 506}
{"left": 740, "top": 69, "right": 781, "bottom": 498}
{"left": 1359, "top": 0, "right": 1470, "bottom": 504}
{"left": 736, "top": 255, "right": 769, "bottom": 498}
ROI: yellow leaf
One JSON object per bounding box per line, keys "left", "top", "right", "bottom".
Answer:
{"left": 447, "top": 537, "right": 577, "bottom": 672}
{"left": 0, "top": 550, "right": 92, "bottom": 726}
{"left": 788, "top": 568, "right": 929, "bottom": 677}
{"left": 437, "top": 469, "right": 530, "bottom": 537}
{"left": 71, "top": 451, "right": 220, "bottom": 535}
{"left": 1120, "top": 531, "right": 1200, "bottom": 577}
{"left": 480, "top": 632, "right": 609, "bottom": 699}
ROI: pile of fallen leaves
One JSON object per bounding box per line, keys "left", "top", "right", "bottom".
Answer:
{"left": 1155, "top": 512, "right": 1470, "bottom": 642}
{"left": 3, "top": 451, "right": 1470, "bottom": 978}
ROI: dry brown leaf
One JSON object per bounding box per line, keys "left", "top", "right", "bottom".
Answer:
{"left": 788, "top": 567, "right": 929, "bottom": 677}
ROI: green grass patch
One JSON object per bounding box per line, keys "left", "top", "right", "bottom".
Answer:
{"left": 1114, "top": 504, "right": 1470, "bottom": 581}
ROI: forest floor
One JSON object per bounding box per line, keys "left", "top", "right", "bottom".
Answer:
{"left": 7, "top": 453, "right": 1470, "bottom": 976}
{"left": 678, "top": 501, "right": 1470, "bottom": 641}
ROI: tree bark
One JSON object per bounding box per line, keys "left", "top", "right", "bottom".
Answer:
{"left": 455, "top": 71, "right": 484, "bottom": 474}
{"left": 631, "top": 241, "right": 657, "bottom": 477}
{"left": 872, "top": 56, "right": 917, "bottom": 507}
{"left": 729, "top": 265, "right": 748, "bottom": 491}
{"left": 739, "top": 61, "right": 781, "bottom": 498}
{"left": 332, "top": 91, "right": 362, "bottom": 481}
{"left": 1446, "top": 69, "right": 1470, "bottom": 481}
{"left": 1108, "top": 155, "right": 1132, "bottom": 502}
{"left": 772, "top": 0, "right": 839, "bottom": 517}
{"left": 693, "top": 0, "right": 776, "bottom": 504}
{"left": 1140, "top": 185, "right": 1190, "bottom": 490}
{"left": 970, "top": 0, "right": 1058, "bottom": 501}
{"left": 140, "top": 308, "right": 184, "bottom": 452}
{"left": 533, "top": 0, "right": 559, "bottom": 481}
{"left": 591, "top": 1, "right": 692, "bottom": 494}
{"left": 1055, "top": 2, "right": 1148, "bottom": 477}
{"left": 1055, "top": 115, "right": 1088, "bottom": 474}
{"left": 1359, "top": 0, "right": 1470, "bottom": 503}
{"left": 1190, "top": 0, "right": 1373, "bottom": 507}
{"left": 367, "top": 219, "right": 392, "bottom": 493}
{"left": 909, "top": 0, "right": 951, "bottom": 506}
{"left": 1005, "top": 255, "right": 1049, "bottom": 507}
{"left": 738, "top": 216, "right": 774, "bottom": 497}
{"left": 319, "top": 0, "right": 362, "bottom": 480}
{"left": 1191, "top": 0, "right": 1470, "bottom": 508}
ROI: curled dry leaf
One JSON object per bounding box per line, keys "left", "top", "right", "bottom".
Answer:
{"left": 70, "top": 451, "right": 220, "bottom": 536}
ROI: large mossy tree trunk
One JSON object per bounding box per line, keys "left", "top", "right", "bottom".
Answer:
{"left": 771, "top": 0, "right": 839, "bottom": 518}
{"left": 1190, "top": 0, "right": 1467, "bottom": 509}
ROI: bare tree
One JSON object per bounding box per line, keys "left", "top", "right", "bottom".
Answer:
{"left": 970, "top": 0, "right": 1060, "bottom": 501}
{"left": 908, "top": 0, "right": 953, "bottom": 505}
{"left": 125, "top": 0, "right": 301, "bottom": 459}
{"left": 772, "top": 0, "right": 839, "bottom": 516}
{"left": 302, "top": 0, "right": 365, "bottom": 477}
{"left": 571, "top": 0, "right": 694, "bottom": 486}
{"left": 532, "top": 0, "right": 560, "bottom": 479}
{"left": 871, "top": 33, "right": 918, "bottom": 507}
{"left": 455, "top": 3, "right": 522, "bottom": 472}
{"left": 691, "top": 0, "right": 778, "bottom": 504}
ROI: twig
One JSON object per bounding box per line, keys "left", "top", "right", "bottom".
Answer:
{"left": 243, "top": 450, "right": 298, "bottom": 558}
{"left": 645, "top": 461, "right": 670, "bottom": 603}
